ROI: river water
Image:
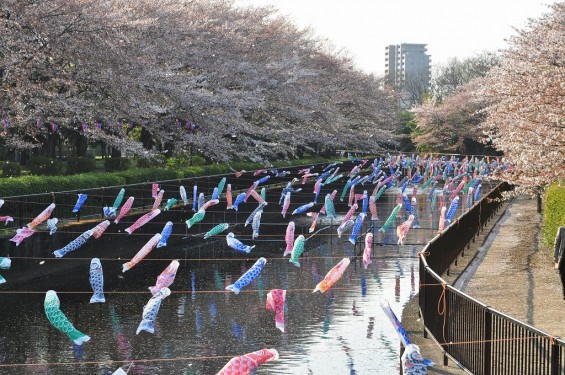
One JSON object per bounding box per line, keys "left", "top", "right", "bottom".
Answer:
{"left": 0, "top": 189, "right": 465, "bottom": 374}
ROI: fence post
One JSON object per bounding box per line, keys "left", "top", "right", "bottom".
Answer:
{"left": 18, "top": 199, "right": 24, "bottom": 227}
{"left": 400, "top": 344, "right": 405, "bottom": 374}
{"left": 142, "top": 183, "right": 147, "bottom": 210}
{"left": 420, "top": 260, "right": 428, "bottom": 338}
{"left": 550, "top": 339, "right": 559, "bottom": 375}
{"left": 483, "top": 307, "right": 492, "bottom": 375}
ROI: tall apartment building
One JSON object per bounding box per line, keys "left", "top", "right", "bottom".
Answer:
{"left": 385, "top": 43, "right": 431, "bottom": 95}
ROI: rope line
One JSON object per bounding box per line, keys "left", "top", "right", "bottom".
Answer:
{"left": 0, "top": 335, "right": 557, "bottom": 368}
{"left": 0, "top": 284, "right": 457, "bottom": 295}
{"left": 4, "top": 254, "right": 422, "bottom": 262}
{"left": 437, "top": 283, "right": 448, "bottom": 343}
{"left": 0, "top": 287, "right": 358, "bottom": 295}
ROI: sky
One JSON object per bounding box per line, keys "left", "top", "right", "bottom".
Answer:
{"left": 234, "top": 0, "right": 559, "bottom": 76}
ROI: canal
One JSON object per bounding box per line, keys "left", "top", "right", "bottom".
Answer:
{"left": 0, "top": 167, "right": 478, "bottom": 374}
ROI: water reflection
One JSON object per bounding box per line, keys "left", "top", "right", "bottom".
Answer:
{"left": 0, "top": 188, "right": 476, "bottom": 374}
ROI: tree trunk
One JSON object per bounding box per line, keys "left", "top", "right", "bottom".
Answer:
{"left": 76, "top": 137, "right": 88, "bottom": 157}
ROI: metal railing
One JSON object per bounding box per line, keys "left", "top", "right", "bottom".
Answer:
{"left": 419, "top": 182, "right": 565, "bottom": 374}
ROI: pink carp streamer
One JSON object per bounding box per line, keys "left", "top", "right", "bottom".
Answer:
{"left": 438, "top": 206, "right": 447, "bottom": 233}
{"left": 313, "top": 258, "right": 351, "bottom": 293}
{"left": 151, "top": 183, "right": 159, "bottom": 199}
{"left": 301, "top": 172, "right": 318, "bottom": 184}
{"left": 396, "top": 215, "right": 415, "bottom": 245}
{"left": 91, "top": 220, "right": 110, "bottom": 239}
{"left": 0, "top": 216, "right": 14, "bottom": 225}
{"left": 244, "top": 182, "right": 259, "bottom": 202}
{"left": 28, "top": 203, "right": 56, "bottom": 228}
{"left": 308, "top": 212, "right": 318, "bottom": 233}
{"left": 369, "top": 196, "right": 378, "bottom": 220}
{"left": 9, "top": 227, "right": 36, "bottom": 246}
{"left": 313, "top": 179, "right": 322, "bottom": 194}
{"left": 152, "top": 190, "right": 164, "bottom": 210}
{"left": 340, "top": 203, "right": 358, "bottom": 226}
{"left": 114, "top": 197, "right": 134, "bottom": 224}
{"left": 122, "top": 233, "right": 161, "bottom": 272}
{"left": 363, "top": 233, "right": 373, "bottom": 269}
{"left": 283, "top": 222, "right": 295, "bottom": 256}
{"left": 149, "top": 260, "right": 180, "bottom": 295}
{"left": 124, "top": 209, "right": 161, "bottom": 235}
{"left": 226, "top": 184, "right": 233, "bottom": 209}
{"left": 449, "top": 178, "right": 466, "bottom": 202}
{"left": 250, "top": 190, "right": 266, "bottom": 205}
{"left": 281, "top": 192, "right": 291, "bottom": 218}
{"left": 348, "top": 185, "right": 355, "bottom": 207}
{"left": 266, "top": 289, "right": 286, "bottom": 332}
{"left": 217, "top": 349, "right": 279, "bottom": 375}
{"left": 201, "top": 199, "right": 219, "bottom": 211}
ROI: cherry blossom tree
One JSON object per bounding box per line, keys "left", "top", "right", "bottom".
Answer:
{"left": 431, "top": 52, "right": 500, "bottom": 101}
{"left": 410, "top": 51, "right": 501, "bottom": 154}
{"left": 412, "top": 78, "right": 492, "bottom": 154}
{"left": 480, "top": 2, "right": 565, "bottom": 190}
{"left": 1, "top": 0, "right": 401, "bottom": 163}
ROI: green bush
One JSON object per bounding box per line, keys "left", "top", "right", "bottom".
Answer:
{"left": 0, "top": 156, "right": 338, "bottom": 197}
{"left": 115, "top": 168, "right": 179, "bottom": 184}
{"left": 2, "top": 161, "right": 22, "bottom": 178}
{"left": 543, "top": 183, "right": 565, "bottom": 245}
{"left": 136, "top": 155, "right": 165, "bottom": 168}
{"left": 27, "top": 156, "right": 64, "bottom": 176}
{"left": 0, "top": 173, "right": 126, "bottom": 197}
{"left": 166, "top": 156, "right": 191, "bottom": 169}
{"left": 166, "top": 155, "right": 207, "bottom": 169}
{"left": 67, "top": 157, "right": 97, "bottom": 174}
{"left": 191, "top": 155, "right": 207, "bottom": 166}
{"left": 104, "top": 157, "right": 132, "bottom": 172}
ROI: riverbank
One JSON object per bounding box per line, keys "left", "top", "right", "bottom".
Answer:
{"left": 402, "top": 195, "right": 564, "bottom": 374}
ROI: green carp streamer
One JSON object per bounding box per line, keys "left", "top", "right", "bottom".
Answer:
{"left": 44, "top": 290, "right": 90, "bottom": 345}
{"left": 204, "top": 223, "right": 229, "bottom": 239}
{"left": 373, "top": 185, "right": 387, "bottom": 201}
{"left": 186, "top": 209, "right": 206, "bottom": 229}
{"left": 379, "top": 203, "right": 402, "bottom": 233}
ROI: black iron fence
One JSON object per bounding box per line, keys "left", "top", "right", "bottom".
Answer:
{"left": 419, "top": 182, "right": 565, "bottom": 374}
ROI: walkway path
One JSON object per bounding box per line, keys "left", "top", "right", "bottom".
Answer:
{"left": 457, "top": 195, "right": 564, "bottom": 338}
{"left": 402, "top": 196, "right": 564, "bottom": 374}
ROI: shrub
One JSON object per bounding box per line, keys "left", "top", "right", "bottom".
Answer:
{"left": 191, "top": 155, "right": 207, "bottom": 166}
{"left": 0, "top": 156, "right": 336, "bottom": 197}
{"left": 115, "top": 168, "right": 179, "bottom": 184}
{"left": 2, "top": 161, "right": 22, "bottom": 178}
{"left": 67, "top": 157, "right": 97, "bottom": 174}
{"left": 0, "top": 174, "right": 126, "bottom": 197}
{"left": 27, "top": 156, "right": 64, "bottom": 176}
{"left": 136, "top": 155, "right": 165, "bottom": 168}
{"left": 166, "top": 155, "right": 207, "bottom": 169}
{"left": 104, "top": 157, "right": 132, "bottom": 172}
{"left": 166, "top": 156, "right": 191, "bottom": 169}
{"left": 543, "top": 183, "right": 565, "bottom": 245}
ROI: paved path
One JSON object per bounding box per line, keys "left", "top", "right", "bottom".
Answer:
{"left": 401, "top": 196, "right": 564, "bottom": 374}
{"left": 458, "top": 196, "right": 564, "bottom": 338}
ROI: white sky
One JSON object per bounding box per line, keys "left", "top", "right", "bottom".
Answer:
{"left": 234, "top": 0, "right": 559, "bottom": 76}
